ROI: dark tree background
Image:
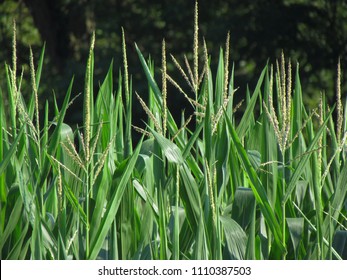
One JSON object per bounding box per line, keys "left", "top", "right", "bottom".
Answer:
{"left": 1, "top": 0, "right": 346, "bottom": 125}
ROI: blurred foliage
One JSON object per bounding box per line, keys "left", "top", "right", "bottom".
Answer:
{"left": 0, "top": 0, "right": 346, "bottom": 125}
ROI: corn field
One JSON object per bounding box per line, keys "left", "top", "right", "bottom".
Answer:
{"left": 0, "top": 2, "right": 347, "bottom": 260}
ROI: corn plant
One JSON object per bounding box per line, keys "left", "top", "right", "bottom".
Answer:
{"left": 0, "top": 2, "right": 346, "bottom": 260}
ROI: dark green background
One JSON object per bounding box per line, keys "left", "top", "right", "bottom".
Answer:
{"left": 1, "top": 0, "right": 346, "bottom": 126}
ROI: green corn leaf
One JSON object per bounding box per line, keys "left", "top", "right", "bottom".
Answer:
{"left": 135, "top": 43, "right": 162, "bottom": 104}
{"left": 236, "top": 66, "right": 267, "bottom": 138}
{"left": 0, "top": 126, "right": 24, "bottom": 176}
{"left": 224, "top": 110, "right": 285, "bottom": 254}
{"left": 38, "top": 78, "right": 74, "bottom": 189}
{"left": 148, "top": 127, "right": 184, "bottom": 165}
{"left": 287, "top": 218, "right": 304, "bottom": 258}
{"left": 215, "top": 48, "right": 224, "bottom": 110}
{"left": 62, "top": 178, "right": 88, "bottom": 227}
{"left": 323, "top": 161, "right": 347, "bottom": 240}
{"left": 89, "top": 140, "right": 142, "bottom": 260}
{"left": 35, "top": 43, "right": 45, "bottom": 90}
{"left": 179, "top": 163, "right": 202, "bottom": 229}
{"left": 135, "top": 43, "right": 180, "bottom": 142}
{"left": 30, "top": 213, "right": 43, "bottom": 260}
{"left": 231, "top": 187, "right": 256, "bottom": 229}
{"left": 193, "top": 212, "right": 208, "bottom": 260}
{"left": 283, "top": 106, "right": 334, "bottom": 204}
{"left": 0, "top": 196, "right": 23, "bottom": 251}
{"left": 89, "top": 167, "right": 112, "bottom": 244}
{"left": 220, "top": 215, "right": 247, "bottom": 260}
{"left": 6, "top": 222, "right": 29, "bottom": 260}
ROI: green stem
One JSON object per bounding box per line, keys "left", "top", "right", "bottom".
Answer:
{"left": 282, "top": 149, "right": 287, "bottom": 260}
{"left": 85, "top": 166, "right": 91, "bottom": 259}
{"left": 173, "top": 165, "right": 180, "bottom": 260}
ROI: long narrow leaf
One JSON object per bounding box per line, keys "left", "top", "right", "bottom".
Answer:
{"left": 224, "top": 110, "right": 285, "bottom": 255}
{"left": 283, "top": 106, "right": 334, "bottom": 203}
{"left": 89, "top": 140, "right": 142, "bottom": 259}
